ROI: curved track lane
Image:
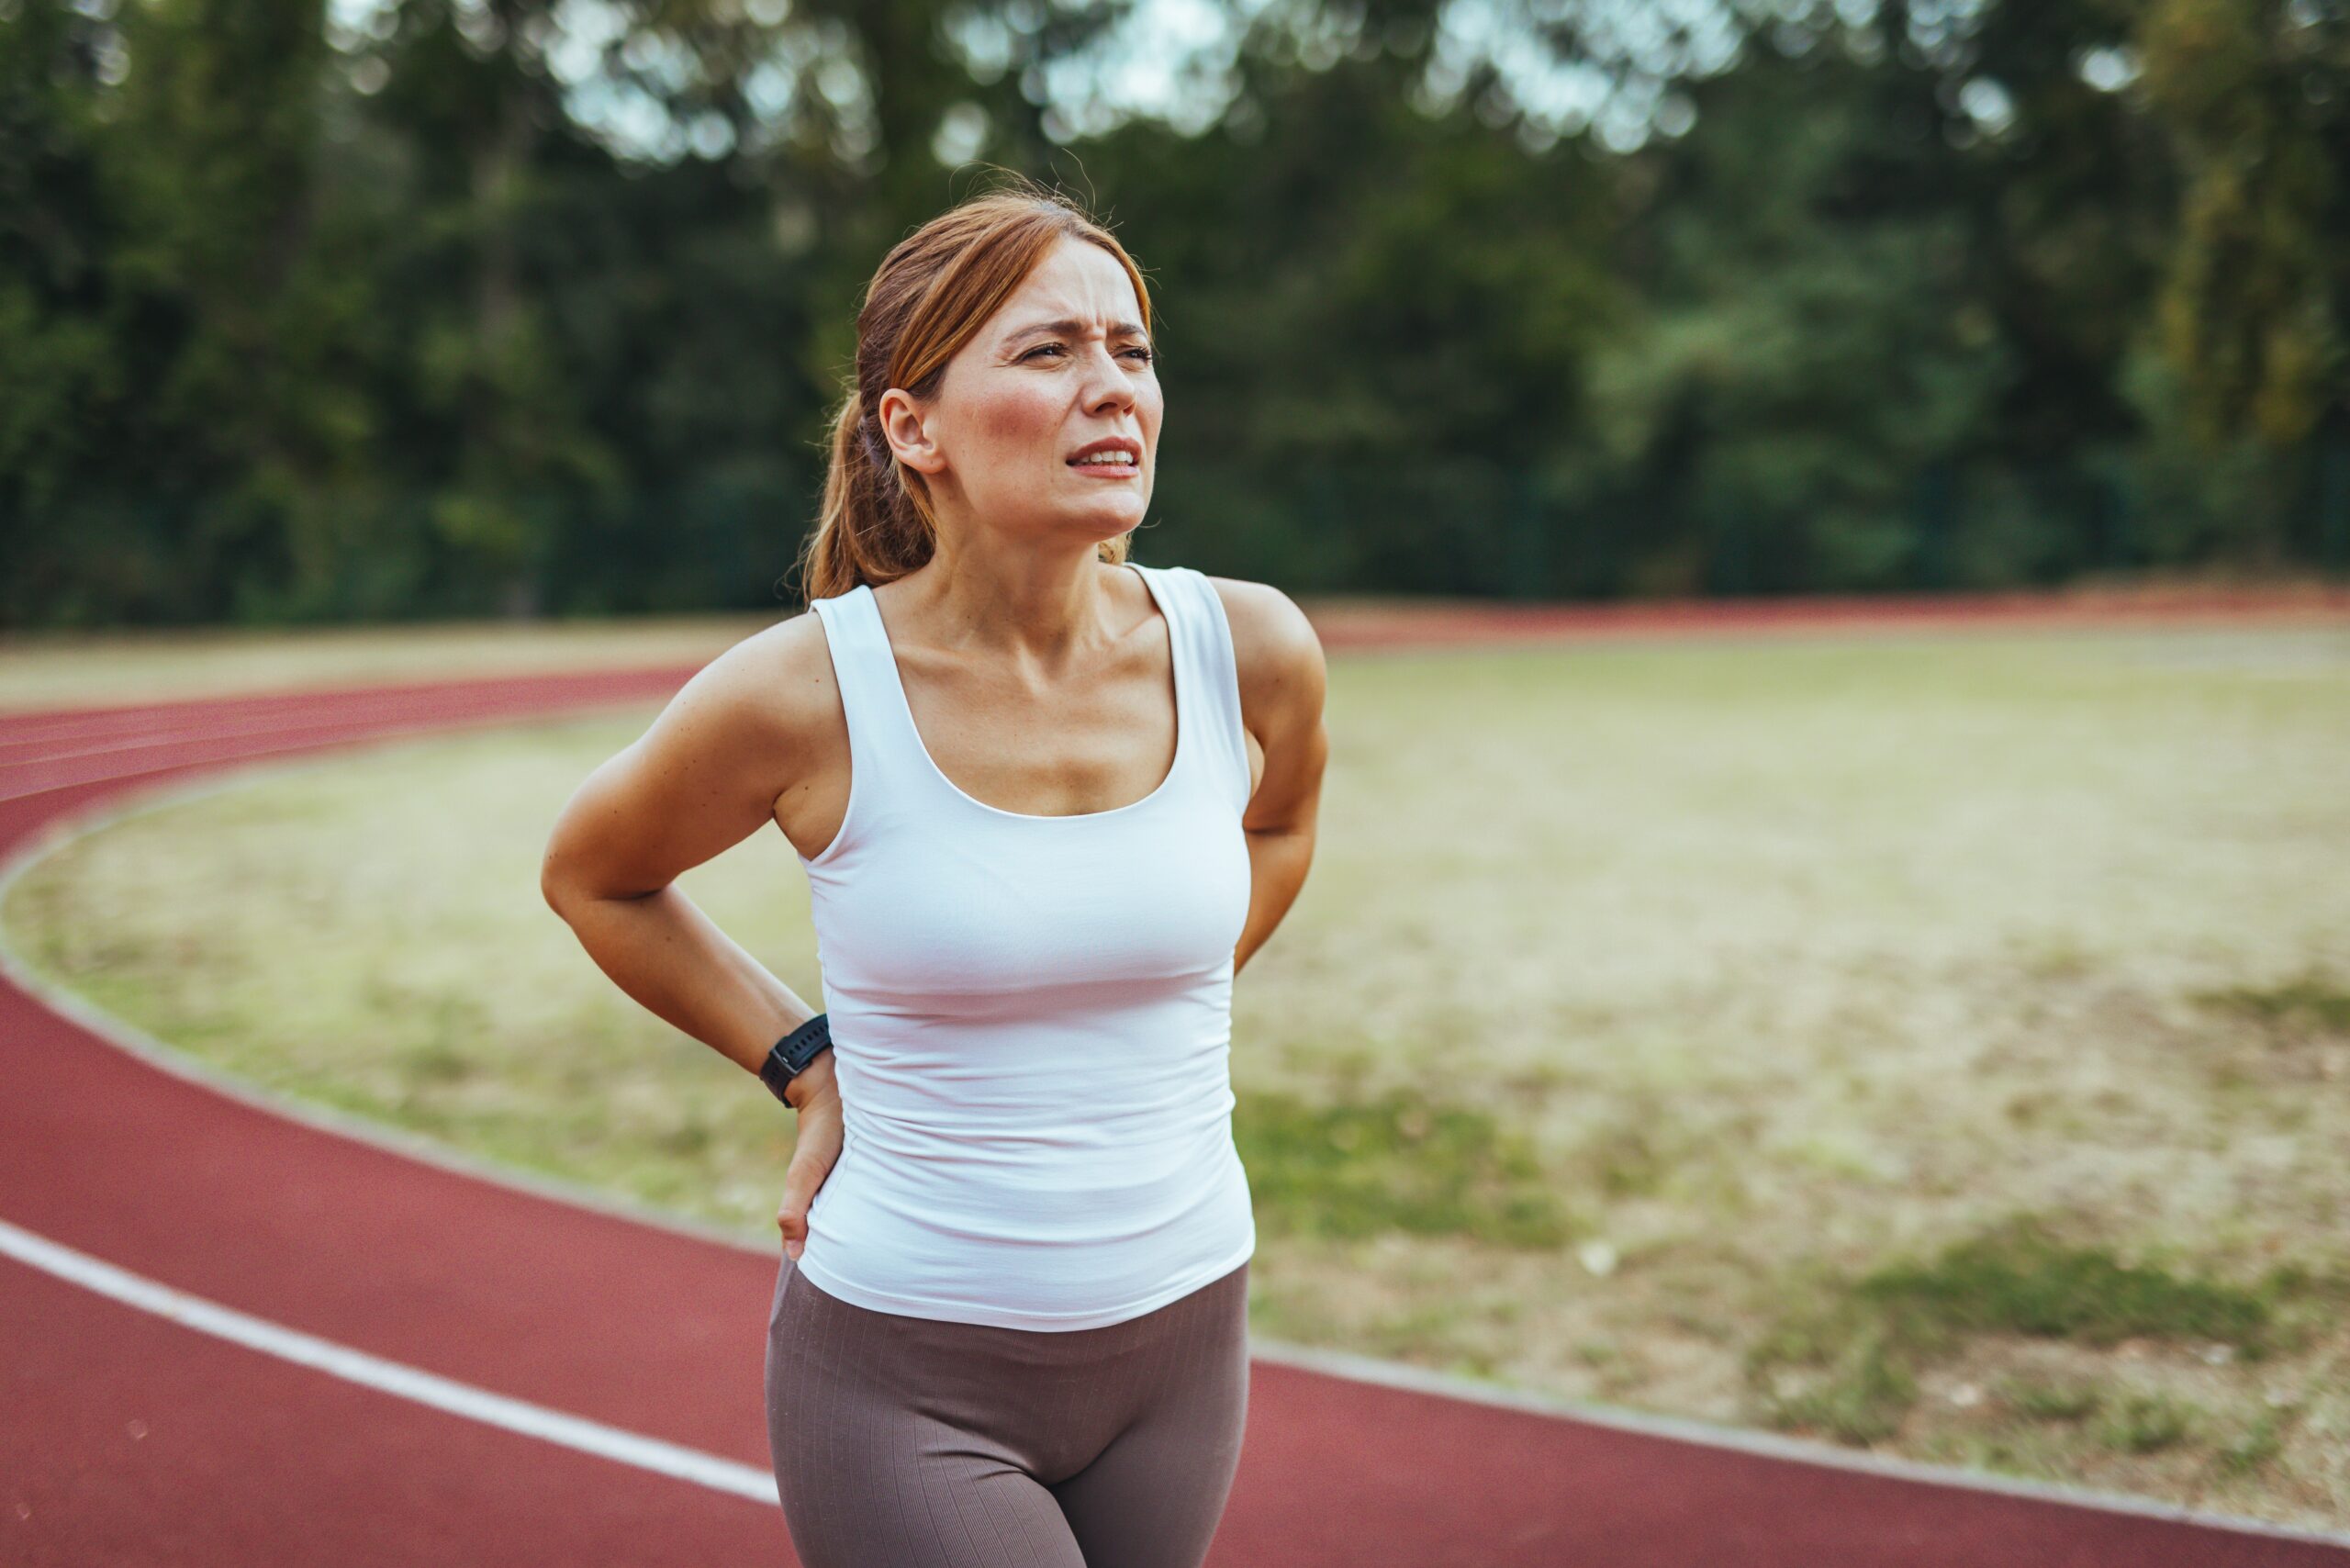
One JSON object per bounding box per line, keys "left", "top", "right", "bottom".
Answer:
{"left": 5, "top": 636, "right": 2347, "bottom": 1565}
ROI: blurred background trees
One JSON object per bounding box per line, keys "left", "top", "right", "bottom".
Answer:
{"left": 2, "top": 0, "right": 2344, "bottom": 626}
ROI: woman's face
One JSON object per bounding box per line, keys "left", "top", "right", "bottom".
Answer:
{"left": 881, "top": 236, "right": 1160, "bottom": 552}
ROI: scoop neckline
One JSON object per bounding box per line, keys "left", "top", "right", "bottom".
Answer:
{"left": 862, "top": 561, "right": 1187, "bottom": 823}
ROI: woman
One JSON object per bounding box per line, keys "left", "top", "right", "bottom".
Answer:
{"left": 540, "top": 176, "right": 1329, "bottom": 1568}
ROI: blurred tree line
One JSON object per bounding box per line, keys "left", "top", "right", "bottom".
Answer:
{"left": 2, "top": 0, "right": 2344, "bottom": 625}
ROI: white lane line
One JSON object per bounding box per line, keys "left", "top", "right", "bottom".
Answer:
{"left": 0, "top": 1216, "right": 778, "bottom": 1506}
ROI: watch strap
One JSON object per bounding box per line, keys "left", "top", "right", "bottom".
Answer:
{"left": 759, "top": 1013, "right": 832, "bottom": 1104}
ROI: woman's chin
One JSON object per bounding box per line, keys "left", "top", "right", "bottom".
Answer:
{"left": 1058, "top": 496, "right": 1148, "bottom": 537}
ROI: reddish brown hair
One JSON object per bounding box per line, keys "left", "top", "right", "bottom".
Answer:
{"left": 793, "top": 174, "right": 1158, "bottom": 604}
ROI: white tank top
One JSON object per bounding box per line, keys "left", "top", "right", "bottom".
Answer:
{"left": 790, "top": 560, "right": 1258, "bottom": 1330}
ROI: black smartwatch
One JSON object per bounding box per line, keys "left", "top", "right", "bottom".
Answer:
{"left": 759, "top": 1013, "right": 833, "bottom": 1105}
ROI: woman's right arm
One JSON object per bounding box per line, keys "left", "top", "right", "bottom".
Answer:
{"left": 539, "top": 619, "right": 843, "bottom": 1257}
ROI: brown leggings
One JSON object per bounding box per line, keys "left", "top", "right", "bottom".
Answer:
{"left": 764, "top": 1255, "right": 1251, "bottom": 1568}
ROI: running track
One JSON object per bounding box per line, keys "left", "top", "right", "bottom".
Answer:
{"left": 6, "top": 588, "right": 2350, "bottom": 1566}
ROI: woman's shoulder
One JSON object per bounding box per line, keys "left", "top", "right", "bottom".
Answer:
{"left": 677, "top": 602, "right": 846, "bottom": 765}
{"left": 1192, "top": 572, "right": 1325, "bottom": 702}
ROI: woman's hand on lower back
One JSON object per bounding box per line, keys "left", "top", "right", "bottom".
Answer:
{"left": 777, "top": 1050, "right": 843, "bottom": 1261}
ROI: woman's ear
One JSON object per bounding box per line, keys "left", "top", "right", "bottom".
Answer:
{"left": 878, "top": 390, "right": 946, "bottom": 477}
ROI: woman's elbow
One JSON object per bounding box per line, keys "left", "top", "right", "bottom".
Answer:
{"left": 541, "top": 844, "right": 582, "bottom": 920}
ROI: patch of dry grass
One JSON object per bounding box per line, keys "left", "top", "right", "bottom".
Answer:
{"left": 9, "top": 621, "right": 2350, "bottom": 1531}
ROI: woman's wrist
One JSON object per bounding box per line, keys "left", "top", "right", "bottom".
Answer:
{"left": 781, "top": 1046, "right": 834, "bottom": 1111}
{"left": 760, "top": 1011, "right": 834, "bottom": 1106}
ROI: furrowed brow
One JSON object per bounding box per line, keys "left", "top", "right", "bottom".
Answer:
{"left": 1006, "top": 317, "right": 1149, "bottom": 345}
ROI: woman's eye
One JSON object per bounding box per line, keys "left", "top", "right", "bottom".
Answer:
{"left": 1020, "top": 342, "right": 1155, "bottom": 364}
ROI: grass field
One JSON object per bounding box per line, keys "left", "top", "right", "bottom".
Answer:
{"left": 10, "top": 618, "right": 2350, "bottom": 1530}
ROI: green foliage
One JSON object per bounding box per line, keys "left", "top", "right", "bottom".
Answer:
{"left": 1995, "top": 1374, "right": 2102, "bottom": 1422}
{"left": 3, "top": 0, "right": 2345, "bottom": 626}
{"left": 1744, "top": 1213, "right": 2312, "bottom": 1445}
{"left": 1582, "top": 41, "right": 2015, "bottom": 593}
{"left": 1232, "top": 1085, "right": 1572, "bottom": 1248}
{"left": 2139, "top": 0, "right": 2345, "bottom": 447}
{"left": 1852, "top": 1216, "right": 2276, "bottom": 1352}
{"left": 2094, "top": 1389, "right": 2200, "bottom": 1454}
{"left": 2214, "top": 1406, "right": 2290, "bottom": 1475}
{"left": 2190, "top": 969, "right": 2350, "bottom": 1034}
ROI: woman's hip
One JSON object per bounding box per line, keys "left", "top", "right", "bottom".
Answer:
{"left": 764, "top": 1251, "right": 1249, "bottom": 1485}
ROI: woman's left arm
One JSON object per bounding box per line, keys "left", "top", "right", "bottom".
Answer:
{"left": 1217, "top": 578, "right": 1329, "bottom": 975}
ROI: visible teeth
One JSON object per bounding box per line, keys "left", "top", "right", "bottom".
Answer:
{"left": 1074, "top": 452, "right": 1135, "bottom": 465}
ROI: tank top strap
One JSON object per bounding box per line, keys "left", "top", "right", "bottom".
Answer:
{"left": 808, "top": 583, "right": 935, "bottom": 810}
{"left": 1150, "top": 563, "right": 1254, "bottom": 817}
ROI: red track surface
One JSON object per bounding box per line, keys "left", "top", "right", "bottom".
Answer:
{"left": 6, "top": 593, "right": 2348, "bottom": 1565}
